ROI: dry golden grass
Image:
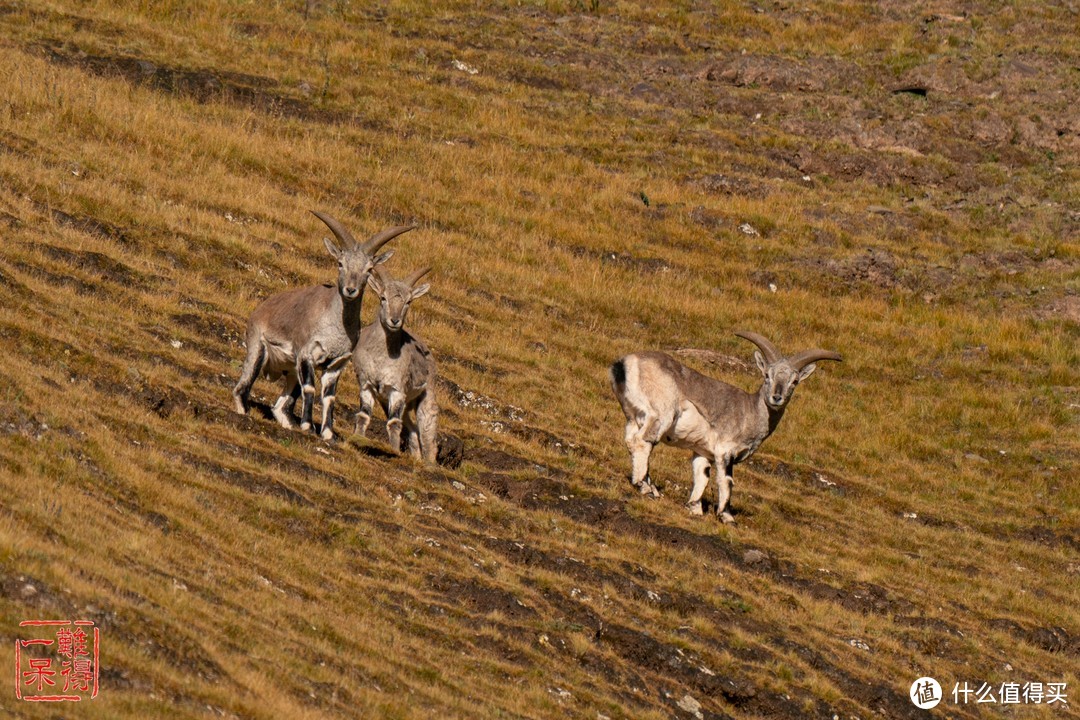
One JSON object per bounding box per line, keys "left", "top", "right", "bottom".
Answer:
{"left": 0, "top": 1, "right": 1077, "bottom": 718}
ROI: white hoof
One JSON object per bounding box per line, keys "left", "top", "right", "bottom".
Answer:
{"left": 686, "top": 501, "right": 703, "bottom": 516}
{"left": 719, "top": 511, "right": 736, "bottom": 525}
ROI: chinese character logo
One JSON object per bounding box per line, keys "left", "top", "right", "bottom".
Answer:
{"left": 954, "top": 680, "right": 1068, "bottom": 706}
{"left": 15, "top": 620, "right": 99, "bottom": 702}
{"left": 910, "top": 676, "right": 942, "bottom": 709}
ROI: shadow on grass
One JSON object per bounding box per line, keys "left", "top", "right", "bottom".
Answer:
{"left": 346, "top": 435, "right": 399, "bottom": 460}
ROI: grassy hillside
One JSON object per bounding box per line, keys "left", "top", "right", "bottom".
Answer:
{"left": 0, "top": 1, "right": 1077, "bottom": 718}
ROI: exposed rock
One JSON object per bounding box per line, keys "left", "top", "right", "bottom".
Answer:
{"left": 677, "top": 693, "right": 704, "bottom": 719}
{"left": 437, "top": 433, "right": 465, "bottom": 469}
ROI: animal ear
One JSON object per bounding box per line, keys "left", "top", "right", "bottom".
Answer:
{"left": 798, "top": 363, "right": 817, "bottom": 382}
{"left": 366, "top": 273, "right": 383, "bottom": 294}
{"left": 324, "top": 236, "right": 341, "bottom": 259}
{"left": 371, "top": 249, "right": 394, "bottom": 267}
{"left": 753, "top": 350, "right": 768, "bottom": 375}
{"left": 410, "top": 283, "right": 430, "bottom": 300}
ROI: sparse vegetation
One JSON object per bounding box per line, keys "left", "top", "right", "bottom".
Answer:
{"left": 0, "top": 1, "right": 1077, "bottom": 719}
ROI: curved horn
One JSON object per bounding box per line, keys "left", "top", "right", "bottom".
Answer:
{"left": 311, "top": 210, "right": 358, "bottom": 249}
{"left": 734, "top": 330, "right": 781, "bottom": 364}
{"left": 788, "top": 348, "right": 842, "bottom": 371}
{"left": 362, "top": 225, "right": 416, "bottom": 254}
{"left": 403, "top": 266, "right": 432, "bottom": 288}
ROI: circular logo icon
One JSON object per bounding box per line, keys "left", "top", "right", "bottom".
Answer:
{"left": 910, "top": 677, "right": 942, "bottom": 709}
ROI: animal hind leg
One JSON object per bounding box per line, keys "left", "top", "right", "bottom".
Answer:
{"left": 298, "top": 359, "right": 317, "bottom": 433}
{"left": 415, "top": 390, "right": 439, "bottom": 463}
{"left": 271, "top": 373, "right": 300, "bottom": 429}
{"left": 625, "top": 418, "right": 660, "bottom": 498}
{"left": 686, "top": 454, "right": 711, "bottom": 516}
{"left": 715, "top": 456, "right": 735, "bottom": 524}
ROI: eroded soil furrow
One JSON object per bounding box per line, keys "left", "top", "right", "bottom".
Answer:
{"left": 37, "top": 43, "right": 357, "bottom": 126}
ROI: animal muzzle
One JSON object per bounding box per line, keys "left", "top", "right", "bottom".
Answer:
{"left": 343, "top": 286, "right": 360, "bottom": 299}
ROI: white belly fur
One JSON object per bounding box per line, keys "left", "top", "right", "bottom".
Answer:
{"left": 261, "top": 339, "right": 295, "bottom": 376}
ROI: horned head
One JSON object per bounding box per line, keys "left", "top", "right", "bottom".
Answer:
{"left": 735, "top": 331, "right": 842, "bottom": 410}
{"left": 368, "top": 266, "right": 432, "bottom": 332}
{"left": 312, "top": 210, "right": 415, "bottom": 301}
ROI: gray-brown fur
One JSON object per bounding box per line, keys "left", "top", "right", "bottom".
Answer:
{"left": 232, "top": 211, "right": 414, "bottom": 440}
{"left": 353, "top": 266, "right": 439, "bottom": 462}
{"left": 610, "top": 332, "right": 841, "bottom": 523}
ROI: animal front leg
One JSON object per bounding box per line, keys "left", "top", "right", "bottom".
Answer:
{"left": 318, "top": 364, "right": 347, "bottom": 441}
{"left": 625, "top": 419, "right": 660, "bottom": 498}
{"left": 298, "top": 359, "right": 317, "bottom": 433}
{"left": 715, "top": 456, "right": 735, "bottom": 524}
{"left": 232, "top": 340, "right": 266, "bottom": 415}
{"left": 686, "top": 454, "right": 711, "bottom": 516}
{"left": 385, "top": 389, "right": 407, "bottom": 453}
{"left": 354, "top": 385, "right": 375, "bottom": 437}
{"left": 271, "top": 373, "right": 300, "bottom": 429}
{"left": 401, "top": 414, "right": 420, "bottom": 458}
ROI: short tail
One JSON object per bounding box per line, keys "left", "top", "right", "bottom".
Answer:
{"left": 609, "top": 358, "right": 627, "bottom": 391}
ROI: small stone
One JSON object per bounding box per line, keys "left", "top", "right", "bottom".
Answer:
{"left": 677, "top": 693, "right": 704, "bottom": 719}
{"left": 743, "top": 549, "right": 768, "bottom": 564}
{"left": 20, "top": 583, "right": 37, "bottom": 599}
{"left": 451, "top": 59, "right": 479, "bottom": 75}
{"left": 452, "top": 481, "right": 466, "bottom": 492}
